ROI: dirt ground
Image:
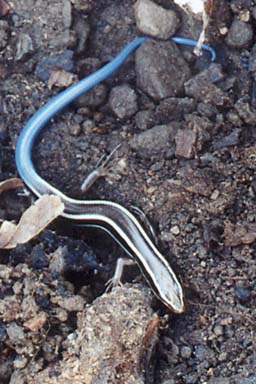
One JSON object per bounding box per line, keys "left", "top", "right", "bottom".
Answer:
{"left": 0, "top": 0, "right": 255, "bottom": 383}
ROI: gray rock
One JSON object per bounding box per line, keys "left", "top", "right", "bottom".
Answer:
{"left": 7, "top": 322, "right": 25, "bottom": 342}
{"left": 16, "top": 32, "right": 34, "bottom": 61}
{"left": 22, "top": 285, "right": 156, "bottom": 384}
{"left": 225, "top": 19, "right": 253, "bottom": 48}
{"left": 175, "top": 128, "right": 196, "bottom": 159}
{"left": 0, "top": 20, "right": 9, "bottom": 50}
{"left": 194, "top": 345, "right": 215, "bottom": 363}
{"left": 180, "top": 345, "right": 192, "bottom": 359}
{"left": 135, "top": 40, "right": 191, "bottom": 100}
{"left": 130, "top": 123, "right": 178, "bottom": 157}
{"left": 197, "top": 102, "right": 218, "bottom": 117}
{"left": 35, "top": 50, "right": 74, "bottom": 82}
{"left": 135, "top": 110, "right": 154, "bottom": 130}
{"left": 184, "top": 64, "right": 229, "bottom": 106}
{"left": 234, "top": 286, "right": 251, "bottom": 302}
{"left": 249, "top": 44, "right": 256, "bottom": 73}
{"left": 155, "top": 97, "right": 195, "bottom": 124}
{"left": 184, "top": 373, "right": 199, "bottom": 384}
{"left": 109, "top": 84, "right": 138, "bottom": 119}
{"left": 253, "top": 7, "right": 256, "bottom": 20}
{"left": 134, "top": 0, "right": 179, "bottom": 39}
{"left": 76, "top": 83, "right": 107, "bottom": 108}
{"left": 234, "top": 98, "right": 256, "bottom": 125}
{"left": 73, "top": 16, "right": 90, "bottom": 54}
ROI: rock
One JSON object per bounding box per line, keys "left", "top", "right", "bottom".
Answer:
{"left": 184, "top": 63, "right": 228, "bottom": 106}
{"left": 194, "top": 345, "right": 215, "bottom": 363}
{"left": 23, "top": 312, "right": 48, "bottom": 332}
{"left": 31, "top": 245, "right": 49, "bottom": 270}
{"left": 135, "top": 40, "right": 191, "bottom": 100}
{"left": 185, "top": 76, "right": 228, "bottom": 106}
{"left": 134, "top": 0, "right": 179, "bottom": 39}
{"left": 212, "top": 128, "right": 241, "bottom": 151}
{"left": 130, "top": 123, "right": 178, "bottom": 158}
{"left": 0, "top": 360, "right": 12, "bottom": 384}
{"left": 82, "top": 119, "right": 95, "bottom": 133}
{"left": 213, "top": 325, "right": 224, "bottom": 336}
{"left": 197, "top": 102, "right": 218, "bottom": 117}
{"left": 0, "top": 322, "right": 7, "bottom": 341}
{"left": 180, "top": 345, "right": 192, "bottom": 359}
{"left": 23, "top": 285, "right": 157, "bottom": 384}
{"left": 170, "top": 225, "right": 180, "bottom": 235}
{"left": 155, "top": 97, "right": 195, "bottom": 124}
{"left": 234, "top": 286, "right": 251, "bottom": 302}
{"left": 234, "top": 98, "right": 256, "bottom": 125}
{"left": 249, "top": 43, "right": 256, "bottom": 73}
{"left": 0, "top": 0, "right": 10, "bottom": 17}
{"left": 253, "top": 7, "right": 256, "bottom": 20}
{"left": 68, "top": 123, "right": 81, "bottom": 136}
{"left": 0, "top": 121, "right": 8, "bottom": 143}
{"left": 15, "top": 32, "right": 34, "bottom": 61}
{"left": 109, "top": 84, "right": 138, "bottom": 119}
{"left": 51, "top": 295, "right": 84, "bottom": 312}
{"left": 0, "top": 20, "right": 9, "bottom": 50}
{"left": 73, "top": 16, "right": 90, "bottom": 54}
{"left": 6, "top": 323, "right": 25, "bottom": 342}
{"left": 225, "top": 19, "right": 253, "bottom": 48}
{"left": 76, "top": 83, "right": 107, "bottom": 107}
{"left": 135, "top": 110, "right": 154, "bottom": 130}
{"left": 175, "top": 128, "right": 196, "bottom": 159}
{"left": 35, "top": 50, "right": 74, "bottom": 82}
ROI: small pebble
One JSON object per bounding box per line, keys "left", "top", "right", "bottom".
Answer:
{"left": 0, "top": 323, "right": 7, "bottom": 341}
{"left": 7, "top": 323, "right": 25, "bottom": 342}
{"left": 16, "top": 32, "right": 34, "bottom": 61}
{"left": 225, "top": 19, "right": 253, "bottom": 48}
{"left": 234, "top": 286, "right": 251, "bottom": 302}
{"left": 218, "top": 351, "right": 227, "bottom": 362}
{"left": 109, "top": 84, "right": 138, "bottom": 119}
{"left": 35, "top": 50, "right": 74, "bottom": 82}
{"left": 135, "top": 110, "right": 154, "bottom": 130}
{"left": 69, "top": 122, "right": 81, "bottom": 136}
{"left": 213, "top": 325, "right": 223, "bottom": 336}
{"left": 13, "top": 356, "right": 28, "bottom": 369}
{"left": 175, "top": 128, "right": 196, "bottom": 159}
{"left": 0, "top": 20, "right": 9, "bottom": 50}
{"left": 76, "top": 83, "right": 107, "bottom": 107}
{"left": 82, "top": 119, "right": 95, "bottom": 133}
{"left": 180, "top": 345, "right": 192, "bottom": 359}
{"left": 134, "top": 0, "right": 179, "bottom": 39}
{"left": 31, "top": 245, "right": 49, "bottom": 270}
{"left": 170, "top": 225, "right": 180, "bottom": 235}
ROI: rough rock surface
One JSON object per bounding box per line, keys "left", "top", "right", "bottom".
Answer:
{"left": 135, "top": 40, "right": 191, "bottom": 100}
{"left": 19, "top": 285, "right": 158, "bottom": 384}
{"left": 134, "top": 0, "right": 179, "bottom": 39}
{"left": 109, "top": 84, "right": 138, "bottom": 119}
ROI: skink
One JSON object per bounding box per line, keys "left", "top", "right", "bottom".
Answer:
{"left": 15, "top": 36, "right": 216, "bottom": 313}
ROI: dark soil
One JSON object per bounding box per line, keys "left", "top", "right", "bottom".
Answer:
{"left": 0, "top": 0, "right": 255, "bottom": 383}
